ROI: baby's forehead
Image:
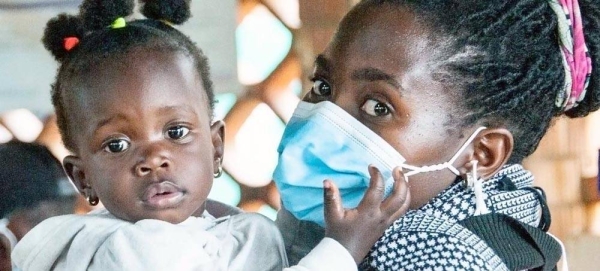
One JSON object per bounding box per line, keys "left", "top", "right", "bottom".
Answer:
{"left": 71, "top": 49, "right": 201, "bottom": 92}
{"left": 64, "top": 51, "right": 208, "bottom": 119}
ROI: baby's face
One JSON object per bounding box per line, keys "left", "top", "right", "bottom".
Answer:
{"left": 65, "top": 49, "right": 222, "bottom": 223}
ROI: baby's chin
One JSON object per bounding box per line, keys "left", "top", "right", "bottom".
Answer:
{"left": 109, "top": 207, "right": 195, "bottom": 224}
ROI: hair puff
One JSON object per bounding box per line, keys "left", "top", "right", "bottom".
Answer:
{"left": 140, "top": 0, "right": 192, "bottom": 25}
{"left": 79, "top": 0, "right": 135, "bottom": 30}
{"left": 42, "top": 13, "right": 84, "bottom": 62}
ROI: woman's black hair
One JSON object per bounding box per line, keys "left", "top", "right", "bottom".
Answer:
{"left": 42, "top": 0, "right": 213, "bottom": 152}
{"left": 357, "top": 0, "right": 600, "bottom": 162}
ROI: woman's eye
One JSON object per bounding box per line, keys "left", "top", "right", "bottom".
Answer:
{"left": 311, "top": 79, "right": 332, "bottom": 96}
{"left": 361, "top": 99, "right": 391, "bottom": 116}
{"left": 103, "top": 139, "right": 130, "bottom": 153}
{"left": 167, "top": 126, "right": 190, "bottom": 140}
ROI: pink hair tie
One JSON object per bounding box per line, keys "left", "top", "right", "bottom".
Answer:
{"left": 549, "top": 0, "right": 593, "bottom": 111}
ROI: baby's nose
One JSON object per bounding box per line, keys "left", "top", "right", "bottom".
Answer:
{"left": 134, "top": 144, "right": 172, "bottom": 176}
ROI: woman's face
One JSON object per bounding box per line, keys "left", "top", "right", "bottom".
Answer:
{"left": 305, "top": 4, "right": 476, "bottom": 208}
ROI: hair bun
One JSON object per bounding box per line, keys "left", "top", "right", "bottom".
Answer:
{"left": 140, "top": 0, "right": 192, "bottom": 25}
{"left": 79, "top": 0, "right": 135, "bottom": 30}
{"left": 563, "top": 0, "right": 600, "bottom": 118}
{"left": 42, "top": 14, "right": 84, "bottom": 62}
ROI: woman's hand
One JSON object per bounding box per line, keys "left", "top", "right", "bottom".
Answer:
{"left": 323, "top": 166, "right": 410, "bottom": 263}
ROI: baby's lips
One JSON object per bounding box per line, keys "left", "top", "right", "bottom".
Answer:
{"left": 142, "top": 181, "right": 183, "bottom": 202}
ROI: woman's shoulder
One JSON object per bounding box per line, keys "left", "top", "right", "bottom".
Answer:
{"left": 364, "top": 212, "right": 507, "bottom": 270}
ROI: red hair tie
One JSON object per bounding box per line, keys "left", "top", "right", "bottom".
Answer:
{"left": 63, "top": 37, "right": 80, "bottom": 51}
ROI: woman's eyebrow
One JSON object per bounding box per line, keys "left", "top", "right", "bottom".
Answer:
{"left": 351, "top": 67, "right": 401, "bottom": 89}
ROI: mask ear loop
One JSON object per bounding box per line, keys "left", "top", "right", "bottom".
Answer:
{"left": 471, "top": 160, "right": 490, "bottom": 216}
{"left": 402, "top": 127, "right": 487, "bottom": 177}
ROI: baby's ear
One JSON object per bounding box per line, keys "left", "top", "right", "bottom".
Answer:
{"left": 210, "top": 120, "right": 225, "bottom": 168}
{"left": 472, "top": 128, "right": 513, "bottom": 179}
{"left": 63, "top": 155, "right": 88, "bottom": 194}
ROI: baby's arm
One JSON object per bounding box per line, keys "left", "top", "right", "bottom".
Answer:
{"left": 284, "top": 166, "right": 410, "bottom": 270}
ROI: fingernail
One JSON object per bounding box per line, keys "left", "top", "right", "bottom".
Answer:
{"left": 368, "top": 164, "right": 378, "bottom": 174}
{"left": 394, "top": 168, "right": 407, "bottom": 182}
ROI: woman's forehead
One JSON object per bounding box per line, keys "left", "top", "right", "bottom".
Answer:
{"left": 333, "top": 4, "right": 437, "bottom": 55}
{"left": 324, "top": 7, "right": 443, "bottom": 82}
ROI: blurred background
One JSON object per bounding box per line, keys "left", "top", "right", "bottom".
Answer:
{"left": 0, "top": 0, "right": 599, "bottom": 269}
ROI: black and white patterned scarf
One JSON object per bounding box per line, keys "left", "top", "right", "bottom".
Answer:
{"left": 361, "top": 164, "right": 542, "bottom": 270}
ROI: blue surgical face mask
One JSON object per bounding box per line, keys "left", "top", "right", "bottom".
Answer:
{"left": 273, "top": 101, "right": 485, "bottom": 227}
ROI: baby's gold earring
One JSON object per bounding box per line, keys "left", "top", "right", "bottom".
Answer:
{"left": 84, "top": 187, "right": 99, "bottom": 206}
{"left": 214, "top": 157, "right": 223, "bottom": 178}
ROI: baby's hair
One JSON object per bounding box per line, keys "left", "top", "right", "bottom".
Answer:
{"left": 358, "top": 0, "right": 600, "bottom": 162}
{"left": 42, "top": 0, "right": 214, "bottom": 152}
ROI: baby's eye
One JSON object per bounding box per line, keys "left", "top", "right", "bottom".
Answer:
{"left": 311, "top": 79, "right": 332, "bottom": 96}
{"left": 361, "top": 99, "right": 391, "bottom": 116}
{"left": 103, "top": 139, "right": 130, "bottom": 153}
{"left": 167, "top": 126, "right": 190, "bottom": 140}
